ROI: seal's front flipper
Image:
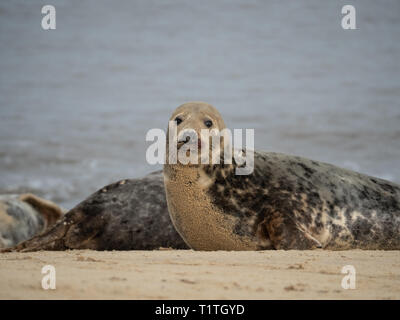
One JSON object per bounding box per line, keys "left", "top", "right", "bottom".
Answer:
{"left": 9, "top": 206, "right": 107, "bottom": 252}
{"left": 266, "top": 213, "right": 322, "bottom": 250}
{"left": 2, "top": 208, "right": 86, "bottom": 252}
{"left": 6, "top": 216, "right": 71, "bottom": 252}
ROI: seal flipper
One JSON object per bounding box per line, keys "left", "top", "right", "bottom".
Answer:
{"left": 266, "top": 212, "right": 322, "bottom": 250}
{"left": 7, "top": 206, "right": 107, "bottom": 252}
{"left": 2, "top": 211, "right": 75, "bottom": 252}
{"left": 19, "top": 193, "right": 63, "bottom": 229}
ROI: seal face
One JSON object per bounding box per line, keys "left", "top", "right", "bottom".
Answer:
{"left": 4, "top": 171, "right": 187, "bottom": 252}
{"left": 164, "top": 102, "right": 400, "bottom": 250}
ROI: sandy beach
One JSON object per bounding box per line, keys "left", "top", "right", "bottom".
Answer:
{"left": 0, "top": 249, "right": 399, "bottom": 300}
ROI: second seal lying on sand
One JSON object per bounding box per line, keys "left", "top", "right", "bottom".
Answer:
{"left": 164, "top": 102, "right": 400, "bottom": 250}
{"left": 0, "top": 194, "right": 63, "bottom": 248}
{"left": 5, "top": 171, "right": 187, "bottom": 252}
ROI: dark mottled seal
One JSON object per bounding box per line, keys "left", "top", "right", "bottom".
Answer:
{"left": 164, "top": 102, "right": 400, "bottom": 250}
{"left": 0, "top": 194, "right": 63, "bottom": 248}
{"left": 4, "top": 171, "right": 187, "bottom": 252}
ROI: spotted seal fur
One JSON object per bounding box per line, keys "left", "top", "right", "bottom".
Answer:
{"left": 164, "top": 102, "right": 400, "bottom": 250}
{"left": 3, "top": 171, "right": 187, "bottom": 252}
{"left": 0, "top": 194, "right": 63, "bottom": 248}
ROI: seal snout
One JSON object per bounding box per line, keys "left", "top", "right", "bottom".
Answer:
{"left": 177, "top": 135, "right": 191, "bottom": 149}
{"left": 177, "top": 137, "right": 203, "bottom": 151}
{"left": 177, "top": 130, "right": 203, "bottom": 150}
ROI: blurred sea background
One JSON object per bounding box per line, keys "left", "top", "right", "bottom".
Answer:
{"left": 0, "top": 0, "right": 399, "bottom": 209}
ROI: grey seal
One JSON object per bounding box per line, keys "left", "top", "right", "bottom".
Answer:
{"left": 0, "top": 194, "right": 63, "bottom": 248}
{"left": 4, "top": 171, "right": 187, "bottom": 252}
{"left": 164, "top": 102, "right": 400, "bottom": 250}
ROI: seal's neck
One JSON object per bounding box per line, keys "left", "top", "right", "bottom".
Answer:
{"left": 164, "top": 144, "right": 246, "bottom": 185}
{"left": 163, "top": 162, "right": 236, "bottom": 192}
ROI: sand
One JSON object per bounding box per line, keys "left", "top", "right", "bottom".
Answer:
{"left": 0, "top": 250, "right": 399, "bottom": 300}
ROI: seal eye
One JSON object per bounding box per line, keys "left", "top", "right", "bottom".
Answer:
{"left": 175, "top": 117, "right": 182, "bottom": 125}
{"left": 204, "top": 120, "right": 213, "bottom": 128}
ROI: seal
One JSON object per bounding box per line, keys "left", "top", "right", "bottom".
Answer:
{"left": 163, "top": 101, "right": 400, "bottom": 250}
{"left": 0, "top": 194, "right": 63, "bottom": 248}
{"left": 4, "top": 171, "right": 187, "bottom": 252}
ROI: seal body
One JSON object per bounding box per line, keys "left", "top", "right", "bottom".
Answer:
{"left": 165, "top": 151, "right": 400, "bottom": 251}
{"left": 0, "top": 194, "right": 63, "bottom": 248}
{"left": 6, "top": 171, "right": 187, "bottom": 252}
{"left": 163, "top": 102, "right": 400, "bottom": 250}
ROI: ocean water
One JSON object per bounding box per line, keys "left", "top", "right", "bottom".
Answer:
{"left": 0, "top": 0, "right": 399, "bottom": 209}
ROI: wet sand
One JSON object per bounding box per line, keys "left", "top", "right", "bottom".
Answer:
{"left": 0, "top": 250, "right": 399, "bottom": 299}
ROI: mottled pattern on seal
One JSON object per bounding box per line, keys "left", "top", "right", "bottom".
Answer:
{"left": 164, "top": 102, "right": 400, "bottom": 251}
{"left": 204, "top": 151, "right": 400, "bottom": 250}
{"left": 3, "top": 171, "right": 187, "bottom": 252}
{"left": 0, "top": 194, "right": 63, "bottom": 248}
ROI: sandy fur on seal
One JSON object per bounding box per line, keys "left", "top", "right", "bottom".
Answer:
{"left": 164, "top": 164, "right": 259, "bottom": 250}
